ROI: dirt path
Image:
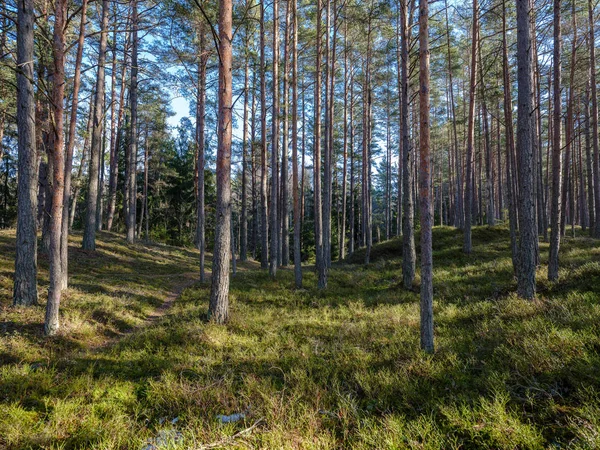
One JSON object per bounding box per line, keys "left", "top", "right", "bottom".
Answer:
{"left": 145, "top": 272, "right": 198, "bottom": 322}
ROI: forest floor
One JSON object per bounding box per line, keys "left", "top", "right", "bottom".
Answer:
{"left": 1, "top": 227, "right": 600, "bottom": 449}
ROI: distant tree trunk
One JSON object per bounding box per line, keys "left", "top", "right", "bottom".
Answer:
{"left": 588, "top": 0, "right": 600, "bottom": 238}
{"left": 126, "top": 0, "right": 139, "bottom": 245}
{"left": 396, "top": 12, "right": 403, "bottom": 236}
{"left": 419, "top": 0, "right": 434, "bottom": 353}
{"left": 363, "top": 25, "right": 373, "bottom": 265}
{"left": 70, "top": 104, "right": 93, "bottom": 230}
{"left": 315, "top": 0, "right": 326, "bottom": 288}
{"left": 340, "top": 23, "right": 349, "bottom": 260}
{"left": 463, "top": 0, "right": 478, "bottom": 253}
{"left": 13, "top": 0, "right": 39, "bottom": 306}
{"left": 240, "top": 36, "right": 250, "bottom": 262}
{"left": 260, "top": 2, "right": 269, "bottom": 268}
{"left": 196, "top": 24, "right": 207, "bottom": 282}
{"left": 516, "top": 0, "right": 536, "bottom": 299}
{"left": 349, "top": 69, "right": 355, "bottom": 256}
{"left": 107, "top": 10, "right": 130, "bottom": 232}
{"left": 82, "top": 0, "right": 109, "bottom": 251}
{"left": 281, "top": 0, "right": 291, "bottom": 266}
{"left": 502, "top": 0, "right": 519, "bottom": 272}
{"left": 549, "top": 0, "right": 562, "bottom": 281}
{"left": 142, "top": 130, "right": 149, "bottom": 241}
{"left": 270, "top": 0, "right": 280, "bottom": 278}
{"left": 60, "top": 0, "right": 88, "bottom": 290}
{"left": 208, "top": 0, "right": 233, "bottom": 323}
{"left": 401, "top": 0, "right": 416, "bottom": 288}
{"left": 292, "top": 0, "right": 302, "bottom": 287}
{"left": 585, "top": 83, "right": 595, "bottom": 233}
{"left": 45, "top": 0, "right": 67, "bottom": 335}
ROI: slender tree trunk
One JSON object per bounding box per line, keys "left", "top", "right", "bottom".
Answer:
{"left": 315, "top": 0, "right": 326, "bottom": 288}
{"left": 340, "top": 23, "right": 349, "bottom": 260}
{"left": 463, "top": 0, "right": 478, "bottom": 253}
{"left": 419, "top": 0, "right": 434, "bottom": 353}
{"left": 82, "top": 0, "right": 109, "bottom": 250}
{"left": 196, "top": 25, "right": 208, "bottom": 281}
{"left": 260, "top": 2, "right": 269, "bottom": 268}
{"left": 270, "top": 0, "right": 280, "bottom": 277}
{"left": 241, "top": 35, "right": 250, "bottom": 262}
{"left": 588, "top": 0, "right": 600, "bottom": 238}
{"left": 549, "top": 0, "right": 562, "bottom": 281}
{"left": 401, "top": 0, "right": 415, "bottom": 288}
{"left": 208, "top": 0, "right": 233, "bottom": 323}
{"left": 292, "top": 0, "right": 302, "bottom": 287}
{"left": 281, "top": 0, "right": 291, "bottom": 266}
{"left": 13, "top": 0, "right": 39, "bottom": 306}
{"left": 502, "top": 0, "right": 519, "bottom": 272}
{"left": 585, "top": 83, "right": 595, "bottom": 233}
{"left": 60, "top": 0, "right": 88, "bottom": 290}
{"left": 45, "top": 0, "right": 67, "bottom": 335}
{"left": 516, "top": 0, "right": 536, "bottom": 299}
{"left": 126, "top": 0, "right": 139, "bottom": 245}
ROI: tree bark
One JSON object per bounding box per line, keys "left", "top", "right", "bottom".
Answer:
{"left": 126, "top": 0, "right": 139, "bottom": 245}
{"left": 516, "top": 0, "right": 537, "bottom": 299}
{"left": 270, "top": 0, "right": 280, "bottom": 278}
{"left": 419, "top": 0, "right": 434, "bottom": 353}
{"left": 13, "top": 0, "right": 39, "bottom": 307}
{"left": 45, "top": 0, "right": 67, "bottom": 335}
{"left": 208, "top": 0, "right": 233, "bottom": 324}
{"left": 401, "top": 0, "right": 416, "bottom": 288}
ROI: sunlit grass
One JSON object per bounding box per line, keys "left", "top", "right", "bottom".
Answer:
{"left": 1, "top": 226, "right": 599, "bottom": 448}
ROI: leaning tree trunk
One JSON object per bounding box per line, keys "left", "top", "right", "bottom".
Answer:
{"left": 45, "top": 0, "right": 67, "bottom": 335}
{"left": 419, "top": 0, "right": 434, "bottom": 353}
{"left": 208, "top": 0, "right": 233, "bottom": 324}
{"left": 516, "top": 0, "right": 537, "bottom": 299}
{"left": 82, "top": 0, "right": 109, "bottom": 251}
{"left": 548, "top": 0, "right": 562, "bottom": 281}
{"left": 13, "top": 0, "right": 39, "bottom": 307}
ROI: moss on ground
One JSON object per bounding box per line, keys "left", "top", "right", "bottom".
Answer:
{"left": 1, "top": 227, "right": 599, "bottom": 449}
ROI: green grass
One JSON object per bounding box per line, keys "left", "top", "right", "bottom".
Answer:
{"left": 1, "top": 227, "right": 600, "bottom": 449}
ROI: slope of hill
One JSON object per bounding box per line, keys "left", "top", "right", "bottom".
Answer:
{"left": 1, "top": 228, "right": 599, "bottom": 449}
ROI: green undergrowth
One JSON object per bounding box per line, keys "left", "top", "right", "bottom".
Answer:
{"left": 1, "top": 227, "right": 600, "bottom": 449}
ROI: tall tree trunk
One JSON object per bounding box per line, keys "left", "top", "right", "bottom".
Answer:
{"left": 549, "top": 0, "right": 562, "bottom": 281}
{"left": 463, "top": 0, "right": 478, "bottom": 253}
{"left": 270, "top": 0, "right": 280, "bottom": 277}
{"left": 292, "top": 0, "right": 302, "bottom": 287}
{"left": 240, "top": 33, "right": 250, "bottom": 262}
{"left": 419, "top": 0, "right": 434, "bottom": 353}
{"left": 82, "top": 0, "right": 109, "bottom": 250}
{"left": 196, "top": 24, "right": 208, "bottom": 281}
{"left": 126, "top": 0, "right": 139, "bottom": 245}
{"left": 260, "top": 2, "right": 269, "bottom": 268}
{"left": 70, "top": 103, "right": 93, "bottom": 230}
{"left": 208, "top": 0, "right": 233, "bottom": 323}
{"left": 340, "top": 23, "right": 349, "bottom": 260}
{"left": 45, "top": 0, "right": 67, "bottom": 335}
{"left": 281, "top": 0, "right": 291, "bottom": 266}
{"left": 588, "top": 0, "right": 600, "bottom": 238}
{"left": 516, "top": 0, "right": 536, "bottom": 299}
{"left": 401, "top": 0, "right": 415, "bottom": 288}
{"left": 315, "top": 0, "right": 326, "bottom": 288}
{"left": 60, "top": 0, "right": 88, "bottom": 290}
{"left": 502, "top": 0, "right": 519, "bottom": 272}
{"left": 13, "top": 0, "right": 39, "bottom": 306}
